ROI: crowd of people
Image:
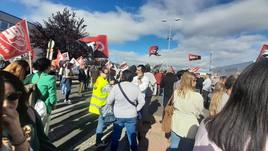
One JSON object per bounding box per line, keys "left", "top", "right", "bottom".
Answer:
{"left": 0, "top": 56, "right": 267, "bottom": 151}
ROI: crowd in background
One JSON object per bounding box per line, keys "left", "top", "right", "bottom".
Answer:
{"left": 0, "top": 56, "right": 267, "bottom": 151}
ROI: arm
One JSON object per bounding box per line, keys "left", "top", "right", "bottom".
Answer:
{"left": 136, "top": 90, "right": 145, "bottom": 112}
{"left": 46, "top": 76, "right": 57, "bottom": 106}
{"left": 138, "top": 77, "right": 149, "bottom": 93}
{"left": 106, "top": 86, "right": 116, "bottom": 105}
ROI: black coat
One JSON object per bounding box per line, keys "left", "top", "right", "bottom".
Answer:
{"left": 160, "top": 72, "right": 178, "bottom": 105}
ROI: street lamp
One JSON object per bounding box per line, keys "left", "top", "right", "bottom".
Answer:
{"left": 162, "top": 18, "right": 181, "bottom": 51}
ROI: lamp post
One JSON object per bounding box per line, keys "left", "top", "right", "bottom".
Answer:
{"left": 162, "top": 18, "right": 181, "bottom": 51}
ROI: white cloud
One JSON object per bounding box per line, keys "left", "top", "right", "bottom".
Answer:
{"left": 16, "top": 0, "right": 268, "bottom": 70}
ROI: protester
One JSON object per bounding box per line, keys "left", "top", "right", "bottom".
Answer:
{"left": 0, "top": 75, "right": 30, "bottom": 151}
{"left": 89, "top": 66, "right": 110, "bottom": 148}
{"left": 160, "top": 66, "right": 177, "bottom": 120}
{"left": 4, "top": 60, "right": 30, "bottom": 81}
{"left": 78, "top": 65, "right": 87, "bottom": 96}
{"left": 208, "top": 82, "right": 226, "bottom": 116}
{"left": 154, "top": 69, "right": 163, "bottom": 96}
{"left": 61, "top": 62, "right": 75, "bottom": 104}
{"left": 107, "top": 70, "right": 145, "bottom": 151}
{"left": 24, "top": 58, "right": 57, "bottom": 135}
{"left": 132, "top": 65, "right": 150, "bottom": 124}
{"left": 202, "top": 73, "right": 212, "bottom": 109}
{"left": 194, "top": 60, "right": 268, "bottom": 151}
{"left": 195, "top": 73, "right": 204, "bottom": 94}
{"left": 168, "top": 72, "right": 204, "bottom": 151}
{"left": 1, "top": 71, "right": 57, "bottom": 151}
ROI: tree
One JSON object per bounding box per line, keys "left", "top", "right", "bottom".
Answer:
{"left": 30, "top": 8, "right": 93, "bottom": 59}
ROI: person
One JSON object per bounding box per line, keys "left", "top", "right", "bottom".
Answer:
{"left": 208, "top": 82, "right": 226, "bottom": 116}
{"left": 24, "top": 58, "right": 57, "bottom": 135}
{"left": 195, "top": 73, "right": 204, "bottom": 94}
{"left": 107, "top": 70, "right": 145, "bottom": 151}
{"left": 132, "top": 65, "right": 150, "bottom": 123}
{"left": 168, "top": 72, "right": 204, "bottom": 151}
{"left": 160, "top": 67, "right": 178, "bottom": 119}
{"left": 202, "top": 73, "right": 212, "bottom": 109}
{"left": 4, "top": 60, "right": 30, "bottom": 81}
{"left": 154, "top": 69, "right": 163, "bottom": 96}
{"left": 61, "top": 62, "right": 75, "bottom": 104}
{"left": 89, "top": 66, "right": 110, "bottom": 148}
{"left": 0, "top": 75, "right": 30, "bottom": 151}
{"left": 1, "top": 71, "right": 57, "bottom": 151}
{"left": 193, "top": 60, "right": 268, "bottom": 151}
{"left": 78, "top": 65, "right": 87, "bottom": 96}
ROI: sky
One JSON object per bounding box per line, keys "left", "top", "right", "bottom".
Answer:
{"left": 1, "top": 0, "right": 268, "bottom": 71}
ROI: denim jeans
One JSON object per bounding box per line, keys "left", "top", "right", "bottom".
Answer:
{"left": 110, "top": 117, "right": 137, "bottom": 151}
{"left": 169, "top": 131, "right": 181, "bottom": 150}
{"left": 96, "top": 115, "right": 105, "bottom": 134}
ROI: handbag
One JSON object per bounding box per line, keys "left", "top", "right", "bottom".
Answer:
{"left": 102, "top": 105, "right": 116, "bottom": 124}
{"left": 162, "top": 93, "right": 174, "bottom": 133}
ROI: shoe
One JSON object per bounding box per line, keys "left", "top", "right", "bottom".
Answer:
{"left": 67, "top": 100, "right": 72, "bottom": 104}
{"left": 94, "top": 141, "right": 107, "bottom": 148}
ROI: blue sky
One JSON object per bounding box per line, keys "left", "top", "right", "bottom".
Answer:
{"left": 1, "top": 0, "right": 268, "bottom": 71}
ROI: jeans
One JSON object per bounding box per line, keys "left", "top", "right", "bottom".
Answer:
{"left": 96, "top": 115, "right": 105, "bottom": 134}
{"left": 169, "top": 131, "right": 181, "bottom": 150}
{"left": 110, "top": 117, "right": 137, "bottom": 151}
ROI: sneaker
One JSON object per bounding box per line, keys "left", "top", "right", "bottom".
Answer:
{"left": 67, "top": 100, "right": 72, "bottom": 104}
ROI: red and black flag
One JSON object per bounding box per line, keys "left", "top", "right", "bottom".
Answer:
{"left": 188, "top": 53, "right": 201, "bottom": 61}
{"left": 149, "top": 45, "right": 160, "bottom": 56}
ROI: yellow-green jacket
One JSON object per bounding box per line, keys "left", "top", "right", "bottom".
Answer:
{"left": 89, "top": 76, "right": 109, "bottom": 115}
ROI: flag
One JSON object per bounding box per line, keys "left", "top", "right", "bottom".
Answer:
{"left": 54, "top": 50, "right": 63, "bottom": 67}
{"left": 189, "top": 67, "right": 200, "bottom": 73}
{"left": 149, "top": 45, "right": 160, "bottom": 56}
{"left": 188, "top": 53, "right": 201, "bottom": 61}
{"left": 61, "top": 52, "right": 70, "bottom": 61}
{"left": 256, "top": 44, "right": 268, "bottom": 61}
{"left": 0, "top": 20, "right": 32, "bottom": 60}
{"left": 79, "top": 35, "right": 109, "bottom": 58}
{"left": 119, "top": 61, "right": 129, "bottom": 71}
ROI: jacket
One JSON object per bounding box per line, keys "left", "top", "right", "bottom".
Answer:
{"left": 24, "top": 72, "right": 57, "bottom": 114}
{"left": 89, "top": 76, "right": 109, "bottom": 115}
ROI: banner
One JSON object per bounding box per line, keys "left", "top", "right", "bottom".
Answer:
{"left": 0, "top": 20, "right": 32, "bottom": 60}
{"left": 256, "top": 44, "right": 268, "bottom": 61}
{"left": 189, "top": 67, "right": 200, "bottom": 73}
{"left": 79, "top": 35, "right": 109, "bottom": 58}
{"left": 61, "top": 52, "right": 70, "bottom": 61}
{"left": 149, "top": 45, "right": 160, "bottom": 56}
{"left": 188, "top": 53, "right": 201, "bottom": 61}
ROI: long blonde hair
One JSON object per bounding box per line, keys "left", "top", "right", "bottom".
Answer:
{"left": 209, "top": 82, "right": 226, "bottom": 116}
{"left": 4, "top": 60, "right": 29, "bottom": 81}
{"left": 176, "top": 72, "right": 196, "bottom": 98}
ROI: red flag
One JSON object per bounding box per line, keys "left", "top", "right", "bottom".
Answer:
{"left": 54, "top": 50, "right": 63, "bottom": 66}
{"left": 188, "top": 53, "right": 201, "bottom": 61}
{"left": 256, "top": 44, "right": 268, "bottom": 61}
{"left": 0, "top": 20, "right": 32, "bottom": 60}
{"left": 149, "top": 45, "right": 160, "bottom": 56}
{"left": 189, "top": 67, "right": 200, "bottom": 73}
{"left": 79, "top": 35, "right": 109, "bottom": 58}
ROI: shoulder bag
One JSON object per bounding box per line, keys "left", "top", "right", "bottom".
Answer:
{"left": 162, "top": 93, "right": 174, "bottom": 133}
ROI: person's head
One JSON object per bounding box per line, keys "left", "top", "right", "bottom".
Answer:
{"left": 4, "top": 60, "right": 30, "bottom": 81}
{"left": 34, "top": 58, "right": 51, "bottom": 73}
{"left": 206, "top": 59, "right": 268, "bottom": 151}
{"left": 0, "top": 71, "right": 28, "bottom": 115}
{"left": 145, "top": 64, "right": 151, "bottom": 72}
{"left": 99, "top": 66, "right": 109, "bottom": 79}
{"left": 166, "top": 66, "right": 174, "bottom": 73}
{"left": 224, "top": 75, "right": 237, "bottom": 95}
{"left": 136, "top": 65, "right": 146, "bottom": 77}
{"left": 209, "top": 82, "right": 226, "bottom": 116}
{"left": 205, "top": 73, "right": 211, "bottom": 79}
{"left": 120, "top": 70, "right": 134, "bottom": 82}
{"left": 176, "top": 70, "right": 187, "bottom": 80}
{"left": 176, "top": 72, "right": 196, "bottom": 97}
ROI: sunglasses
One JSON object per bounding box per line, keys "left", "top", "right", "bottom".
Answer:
{"left": 5, "top": 91, "right": 22, "bottom": 101}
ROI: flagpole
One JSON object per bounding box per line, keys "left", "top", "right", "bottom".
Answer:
{"left": 25, "top": 19, "right": 33, "bottom": 74}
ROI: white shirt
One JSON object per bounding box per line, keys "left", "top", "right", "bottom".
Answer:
{"left": 203, "top": 78, "right": 212, "bottom": 92}
{"left": 132, "top": 75, "right": 149, "bottom": 95}
{"left": 144, "top": 72, "right": 157, "bottom": 95}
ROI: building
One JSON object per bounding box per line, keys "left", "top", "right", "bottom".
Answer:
{"left": 212, "top": 61, "right": 254, "bottom": 76}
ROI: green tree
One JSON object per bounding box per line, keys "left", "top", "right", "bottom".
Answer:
{"left": 30, "top": 8, "right": 93, "bottom": 59}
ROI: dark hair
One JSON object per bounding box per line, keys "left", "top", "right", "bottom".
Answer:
{"left": 145, "top": 64, "right": 151, "bottom": 72}
{"left": 137, "top": 65, "right": 146, "bottom": 73}
{"left": 206, "top": 59, "right": 268, "bottom": 151}
{"left": 121, "top": 70, "right": 134, "bottom": 82}
{"left": 34, "top": 58, "right": 51, "bottom": 72}
{"left": 176, "top": 70, "right": 187, "bottom": 80}
{"left": 0, "top": 71, "right": 29, "bottom": 121}
{"left": 224, "top": 75, "right": 237, "bottom": 90}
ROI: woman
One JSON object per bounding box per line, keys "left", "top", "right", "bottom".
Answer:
{"left": 1, "top": 71, "right": 57, "bottom": 151}
{"left": 208, "top": 82, "right": 226, "bottom": 116}
{"left": 4, "top": 60, "right": 30, "bottom": 81}
{"left": 24, "top": 58, "right": 57, "bottom": 135}
{"left": 168, "top": 72, "right": 204, "bottom": 150}
{"left": 194, "top": 60, "right": 268, "bottom": 151}
{"left": 107, "top": 70, "right": 145, "bottom": 151}
{"left": 61, "top": 62, "right": 75, "bottom": 104}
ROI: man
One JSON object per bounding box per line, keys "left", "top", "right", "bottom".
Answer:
{"left": 89, "top": 67, "right": 109, "bottom": 148}
{"left": 202, "top": 73, "right": 212, "bottom": 109}
{"left": 78, "top": 65, "right": 87, "bottom": 96}
{"left": 144, "top": 64, "right": 157, "bottom": 97}
{"left": 132, "top": 65, "right": 150, "bottom": 123}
